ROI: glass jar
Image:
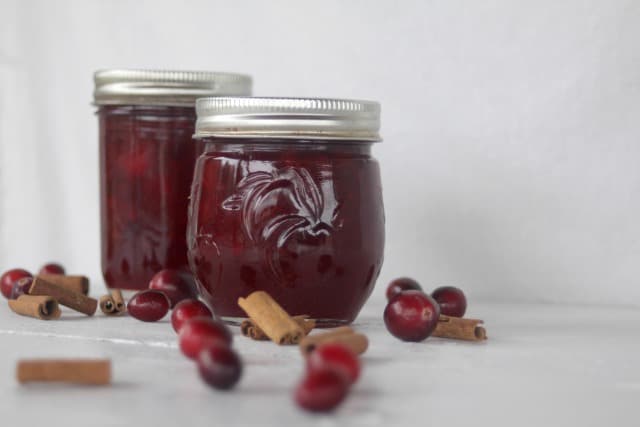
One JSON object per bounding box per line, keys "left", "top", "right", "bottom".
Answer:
{"left": 188, "top": 97, "right": 384, "bottom": 325}
{"left": 94, "top": 70, "right": 252, "bottom": 290}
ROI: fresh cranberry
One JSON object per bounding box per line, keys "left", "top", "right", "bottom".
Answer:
{"left": 39, "top": 263, "right": 65, "bottom": 275}
{"left": 294, "top": 368, "right": 350, "bottom": 412}
{"left": 127, "top": 290, "right": 171, "bottom": 322}
{"left": 178, "top": 318, "right": 233, "bottom": 360}
{"left": 171, "top": 299, "right": 213, "bottom": 333}
{"left": 197, "top": 344, "right": 242, "bottom": 390}
{"left": 10, "top": 277, "right": 34, "bottom": 299}
{"left": 431, "top": 286, "right": 467, "bottom": 317}
{"left": 1, "top": 269, "right": 32, "bottom": 299}
{"left": 384, "top": 290, "right": 440, "bottom": 342}
{"left": 149, "top": 269, "right": 198, "bottom": 308}
{"left": 306, "top": 343, "right": 360, "bottom": 385}
{"left": 386, "top": 277, "right": 422, "bottom": 300}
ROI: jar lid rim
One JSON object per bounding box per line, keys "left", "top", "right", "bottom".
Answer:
{"left": 194, "top": 97, "right": 382, "bottom": 142}
{"left": 93, "top": 69, "right": 252, "bottom": 106}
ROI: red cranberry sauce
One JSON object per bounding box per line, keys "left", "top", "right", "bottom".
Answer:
{"left": 188, "top": 140, "right": 385, "bottom": 324}
{"left": 99, "top": 106, "right": 204, "bottom": 290}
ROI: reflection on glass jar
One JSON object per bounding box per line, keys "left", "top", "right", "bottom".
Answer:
{"left": 188, "top": 97, "right": 385, "bottom": 325}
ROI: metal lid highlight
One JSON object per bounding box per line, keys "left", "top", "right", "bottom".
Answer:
{"left": 195, "top": 97, "right": 381, "bottom": 141}
{"left": 93, "top": 69, "right": 252, "bottom": 106}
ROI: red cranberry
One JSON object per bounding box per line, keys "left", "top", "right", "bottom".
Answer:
{"left": 384, "top": 290, "right": 440, "bottom": 342}
{"left": 431, "top": 286, "right": 467, "bottom": 317}
{"left": 127, "top": 290, "right": 171, "bottom": 322}
{"left": 149, "top": 269, "right": 198, "bottom": 308}
{"left": 386, "top": 277, "right": 422, "bottom": 300}
{"left": 171, "top": 299, "right": 213, "bottom": 333}
{"left": 197, "top": 344, "right": 242, "bottom": 390}
{"left": 39, "top": 263, "right": 65, "bottom": 275}
{"left": 307, "top": 343, "right": 360, "bottom": 385}
{"left": 178, "top": 318, "right": 233, "bottom": 360}
{"left": 1, "top": 269, "right": 32, "bottom": 299}
{"left": 10, "top": 277, "right": 34, "bottom": 299}
{"left": 294, "top": 368, "right": 350, "bottom": 412}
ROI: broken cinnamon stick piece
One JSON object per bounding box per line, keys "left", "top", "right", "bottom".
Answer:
{"left": 99, "top": 295, "right": 117, "bottom": 315}
{"left": 110, "top": 289, "right": 125, "bottom": 312}
{"left": 433, "top": 315, "right": 487, "bottom": 341}
{"left": 238, "top": 291, "right": 304, "bottom": 345}
{"left": 8, "top": 295, "right": 61, "bottom": 320}
{"left": 299, "top": 327, "right": 369, "bottom": 355}
{"left": 240, "top": 315, "right": 315, "bottom": 340}
{"left": 16, "top": 359, "right": 111, "bottom": 385}
{"left": 37, "top": 274, "right": 89, "bottom": 295}
{"left": 29, "top": 276, "right": 97, "bottom": 316}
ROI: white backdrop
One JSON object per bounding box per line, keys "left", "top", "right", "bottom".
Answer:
{"left": 0, "top": 0, "right": 638, "bottom": 306}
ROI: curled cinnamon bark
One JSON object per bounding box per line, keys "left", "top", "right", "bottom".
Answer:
{"left": 433, "top": 315, "right": 487, "bottom": 341}
{"left": 299, "top": 327, "right": 369, "bottom": 355}
{"left": 16, "top": 359, "right": 111, "bottom": 385}
{"left": 238, "top": 291, "right": 304, "bottom": 345}
{"left": 37, "top": 274, "right": 89, "bottom": 295}
{"left": 240, "top": 315, "right": 315, "bottom": 340}
{"left": 29, "top": 276, "right": 97, "bottom": 316}
{"left": 8, "top": 295, "right": 61, "bottom": 320}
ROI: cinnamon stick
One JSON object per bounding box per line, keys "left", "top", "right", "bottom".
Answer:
{"left": 38, "top": 274, "right": 89, "bottom": 295}
{"left": 29, "top": 276, "right": 97, "bottom": 316}
{"left": 16, "top": 359, "right": 111, "bottom": 385}
{"left": 99, "top": 290, "right": 126, "bottom": 316}
{"left": 237, "top": 291, "right": 304, "bottom": 345}
{"left": 8, "top": 295, "right": 61, "bottom": 320}
{"left": 110, "top": 289, "right": 125, "bottom": 312}
{"left": 433, "top": 315, "right": 487, "bottom": 341}
{"left": 240, "top": 315, "right": 315, "bottom": 340}
{"left": 299, "top": 326, "right": 369, "bottom": 355}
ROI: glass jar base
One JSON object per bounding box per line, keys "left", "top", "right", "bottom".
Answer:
{"left": 220, "top": 316, "right": 350, "bottom": 329}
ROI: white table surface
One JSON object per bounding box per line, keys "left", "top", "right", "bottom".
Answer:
{"left": 0, "top": 292, "right": 638, "bottom": 427}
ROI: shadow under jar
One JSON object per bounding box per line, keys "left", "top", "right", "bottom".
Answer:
{"left": 94, "top": 70, "right": 252, "bottom": 290}
{"left": 188, "top": 97, "right": 385, "bottom": 325}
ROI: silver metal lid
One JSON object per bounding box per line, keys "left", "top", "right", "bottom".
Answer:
{"left": 93, "top": 69, "right": 252, "bottom": 107}
{"left": 195, "top": 97, "right": 381, "bottom": 141}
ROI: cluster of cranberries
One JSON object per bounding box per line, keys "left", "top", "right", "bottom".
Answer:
{"left": 1, "top": 263, "right": 66, "bottom": 300}
{"left": 383, "top": 277, "right": 467, "bottom": 342}
{"left": 126, "top": 269, "right": 242, "bottom": 390}
{"left": 295, "top": 343, "right": 361, "bottom": 412}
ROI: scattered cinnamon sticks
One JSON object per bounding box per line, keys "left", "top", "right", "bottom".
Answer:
{"left": 16, "top": 359, "right": 111, "bottom": 385}
{"left": 241, "top": 315, "right": 315, "bottom": 340}
{"left": 8, "top": 295, "right": 61, "bottom": 320}
{"left": 299, "top": 326, "right": 369, "bottom": 355}
{"left": 28, "top": 276, "right": 97, "bottom": 316}
{"left": 433, "top": 315, "right": 487, "bottom": 341}
{"left": 238, "top": 291, "right": 305, "bottom": 345}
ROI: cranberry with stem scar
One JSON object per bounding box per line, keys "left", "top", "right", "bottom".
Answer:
{"left": 386, "top": 277, "right": 422, "bottom": 300}
{"left": 39, "top": 263, "right": 65, "bottom": 275}
{"left": 10, "top": 277, "right": 34, "bottom": 299}
{"left": 294, "top": 368, "right": 350, "bottom": 412}
{"left": 127, "top": 290, "right": 171, "bottom": 322}
{"left": 171, "top": 299, "right": 213, "bottom": 333}
{"left": 306, "top": 343, "right": 361, "bottom": 385}
{"left": 149, "top": 269, "right": 198, "bottom": 308}
{"left": 431, "top": 286, "right": 467, "bottom": 317}
{"left": 178, "top": 318, "right": 233, "bottom": 360}
{"left": 197, "top": 344, "right": 242, "bottom": 390}
{"left": 1, "top": 269, "right": 32, "bottom": 299}
{"left": 384, "top": 290, "right": 440, "bottom": 342}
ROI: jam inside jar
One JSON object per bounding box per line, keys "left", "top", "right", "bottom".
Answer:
{"left": 94, "top": 70, "right": 252, "bottom": 290}
{"left": 188, "top": 97, "right": 385, "bottom": 325}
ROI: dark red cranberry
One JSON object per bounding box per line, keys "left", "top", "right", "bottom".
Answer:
{"left": 431, "top": 286, "right": 467, "bottom": 317}
{"left": 197, "top": 344, "right": 242, "bottom": 390}
{"left": 1, "top": 269, "right": 32, "bottom": 299}
{"left": 39, "top": 263, "right": 65, "bottom": 275}
{"left": 10, "top": 277, "right": 34, "bottom": 299}
{"left": 294, "top": 368, "right": 350, "bottom": 412}
{"left": 127, "top": 290, "right": 171, "bottom": 322}
{"left": 307, "top": 343, "right": 360, "bottom": 385}
{"left": 386, "top": 277, "right": 422, "bottom": 300}
{"left": 384, "top": 290, "right": 440, "bottom": 342}
{"left": 149, "top": 269, "right": 198, "bottom": 308}
{"left": 171, "top": 299, "right": 213, "bottom": 333}
{"left": 178, "top": 318, "right": 233, "bottom": 360}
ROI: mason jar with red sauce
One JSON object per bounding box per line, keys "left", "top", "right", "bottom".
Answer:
{"left": 94, "top": 70, "right": 252, "bottom": 290}
{"left": 188, "top": 97, "right": 385, "bottom": 325}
